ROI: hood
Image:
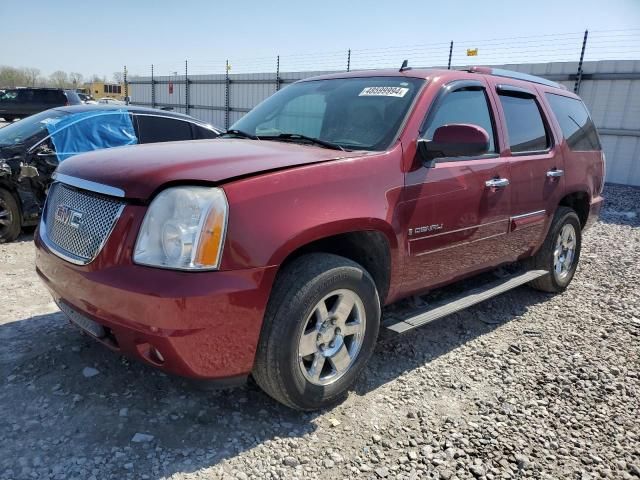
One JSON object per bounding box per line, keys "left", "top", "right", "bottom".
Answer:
{"left": 56, "top": 139, "right": 365, "bottom": 200}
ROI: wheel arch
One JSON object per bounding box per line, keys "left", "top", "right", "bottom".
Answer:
{"left": 558, "top": 190, "right": 590, "bottom": 228}
{"left": 271, "top": 222, "right": 396, "bottom": 304}
{"left": 0, "top": 181, "right": 24, "bottom": 223}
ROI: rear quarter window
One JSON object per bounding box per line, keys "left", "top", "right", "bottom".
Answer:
{"left": 192, "top": 124, "right": 219, "bottom": 139}
{"left": 135, "top": 115, "right": 193, "bottom": 143}
{"left": 545, "top": 93, "right": 601, "bottom": 151}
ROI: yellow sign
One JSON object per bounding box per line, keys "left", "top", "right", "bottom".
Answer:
{"left": 467, "top": 48, "right": 478, "bottom": 57}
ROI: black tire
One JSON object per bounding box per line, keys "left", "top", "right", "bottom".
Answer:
{"left": 253, "top": 253, "right": 381, "bottom": 410}
{"left": 2, "top": 117, "right": 15, "bottom": 122}
{"left": 0, "top": 188, "right": 21, "bottom": 243}
{"left": 528, "top": 206, "right": 582, "bottom": 293}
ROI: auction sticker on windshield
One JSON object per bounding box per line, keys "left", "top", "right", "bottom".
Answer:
{"left": 359, "top": 86, "right": 409, "bottom": 97}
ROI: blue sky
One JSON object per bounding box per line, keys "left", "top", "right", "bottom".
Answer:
{"left": 3, "top": 0, "right": 639, "bottom": 79}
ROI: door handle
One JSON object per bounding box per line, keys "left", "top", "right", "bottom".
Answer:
{"left": 485, "top": 178, "right": 510, "bottom": 189}
{"left": 547, "top": 169, "right": 564, "bottom": 178}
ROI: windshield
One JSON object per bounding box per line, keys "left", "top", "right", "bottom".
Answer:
{"left": 231, "top": 76, "right": 424, "bottom": 151}
{"left": 0, "top": 109, "right": 69, "bottom": 147}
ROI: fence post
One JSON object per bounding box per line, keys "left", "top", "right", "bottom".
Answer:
{"left": 276, "top": 55, "right": 281, "bottom": 92}
{"left": 225, "top": 60, "right": 230, "bottom": 129}
{"left": 447, "top": 41, "right": 453, "bottom": 69}
{"left": 151, "top": 64, "right": 155, "bottom": 108}
{"left": 124, "top": 65, "right": 129, "bottom": 104}
{"left": 574, "top": 29, "right": 588, "bottom": 94}
{"left": 347, "top": 49, "right": 351, "bottom": 72}
{"left": 185, "top": 60, "right": 189, "bottom": 115}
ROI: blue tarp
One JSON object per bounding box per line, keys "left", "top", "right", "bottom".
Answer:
{"left": 45, "top": 109, "right": 138, "bottom": 161}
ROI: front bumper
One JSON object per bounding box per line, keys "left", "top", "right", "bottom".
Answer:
{"left": 35, "top": 232, "right": 277, "bottom": 379}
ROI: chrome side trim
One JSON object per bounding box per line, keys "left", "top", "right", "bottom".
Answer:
{"left": 53, "top": 173, "right": 126, "bottom": 198}
{"left": 510, "top": 209, "right": 546, "bottom": 221}
{"left": 408, "top": 218, "right": 508, "bottom": 243}
{"left": 413, "top": 232, "right": 506, "bottom": 257}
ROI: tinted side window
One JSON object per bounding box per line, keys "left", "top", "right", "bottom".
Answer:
{"left": 499, "top": 94, "right": 549, "bottom": 153}
{"left": 136, "top": 116, "right": 193, "bottom": 143}
{"left": 192, "top": 124, "right": 218, "bottom": 139}
{"left": 17, "top": 90, "right": 34, "bottom": 103}
{"left": 423, "top": 88, "right": 496, "bottom": 153}
{"left": 545, "top": 93, "right": 600, "bottom": 151}
{"left": 34, "top": 90, "right": 64, "bottom": 104}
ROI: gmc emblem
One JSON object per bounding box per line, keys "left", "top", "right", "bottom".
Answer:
{"left": 54, "top": 205, "right": 84, "bottom": 229}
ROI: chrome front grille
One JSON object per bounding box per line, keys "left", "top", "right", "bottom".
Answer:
{"left": 42, "top": 182, "right": 125, "bottom": 264}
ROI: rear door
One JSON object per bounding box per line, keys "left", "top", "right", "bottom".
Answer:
{"left": 487, "top": 80, "right": 564, "bottom": 259}
{"left": 401, "top": 79, "right": 512, "bottom": 294}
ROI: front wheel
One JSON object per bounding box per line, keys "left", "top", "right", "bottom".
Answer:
{"left": 528, "top": 206, "right": 582, "bottom": 293}
{"left": 0, "top": 189, "right": 21, "bottom": 243}
{"left": 253, "top": 253, "right": 381, "bottom": 410}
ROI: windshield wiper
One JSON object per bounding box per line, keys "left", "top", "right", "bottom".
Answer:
{"left": 223, "top": 129, "right": 259, "bottom": 140}
{"left": 261, "top": 133, "right": 345, "bottom": 151}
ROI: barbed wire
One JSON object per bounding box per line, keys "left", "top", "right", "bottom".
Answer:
{"left": 124, "top": 28, "right": 640, "bottom": 77}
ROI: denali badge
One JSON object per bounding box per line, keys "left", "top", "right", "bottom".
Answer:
{"left": 54, "top": 204, "right": 84, "bottom": 229}
{"left": 409, "top": 224, "right": 444, "bottom": 236}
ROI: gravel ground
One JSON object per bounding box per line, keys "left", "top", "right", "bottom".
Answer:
{"left": 1, "top": 184, "right": 639, "bottom": 480}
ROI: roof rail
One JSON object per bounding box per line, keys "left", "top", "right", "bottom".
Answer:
{"left": 467, "top": 66, "right": 566, "bottom": 90}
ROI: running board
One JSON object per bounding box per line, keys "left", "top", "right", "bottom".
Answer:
{"left": 384, "top": 270, "right": 548, "bottom": 334}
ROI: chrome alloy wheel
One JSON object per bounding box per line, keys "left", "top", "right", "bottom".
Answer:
{"left": 297, "top": 289, "right": 367, "bottom": 386}
{"left": 553, "top": 223, "right": 577, "bottom": 281}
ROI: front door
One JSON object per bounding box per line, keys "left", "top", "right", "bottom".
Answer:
{"left": 401, "top": 79, "right": 511, "bottom": 295}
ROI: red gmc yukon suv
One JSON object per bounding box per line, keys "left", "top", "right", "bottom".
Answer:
{"left": 35, "top": 67, "right": 604, "bottom": 410}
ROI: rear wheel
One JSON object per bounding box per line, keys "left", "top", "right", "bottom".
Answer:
{"left": 2, "top": 117, "right": 15, "bottom": 122}
{"left": 528, "top": 206, "right": 581, "bottom": 293}
{"left": 0, "top": 189, "right": 21, "bottom": 243}
{"left": 253, "top": 253, "right": 381, "bottom": 410}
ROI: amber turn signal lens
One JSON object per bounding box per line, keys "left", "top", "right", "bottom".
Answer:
{"left": 194, "top": 208, "right": 225, "bottom": 267}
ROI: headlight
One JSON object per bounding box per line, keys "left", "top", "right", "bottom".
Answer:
{"left": 133, "top": 186, "right": 228, "bottom": 270}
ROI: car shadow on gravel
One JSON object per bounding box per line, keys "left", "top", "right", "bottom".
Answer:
{"left": 1, "top": 310, "right": 322, "bottom": 478}
{"left": 0, "top": 282, "right": 553, "bottom": 478}
{"left": 360, "top": 285, "right": 553, "bottom": 394}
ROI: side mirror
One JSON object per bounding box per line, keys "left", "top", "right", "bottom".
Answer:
{"left": 418, "top": 124, "right": 490, "bottom": 167}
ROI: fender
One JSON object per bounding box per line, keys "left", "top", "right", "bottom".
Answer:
{"left": 220, "top": 145, "right": 406, "bottom": 276}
